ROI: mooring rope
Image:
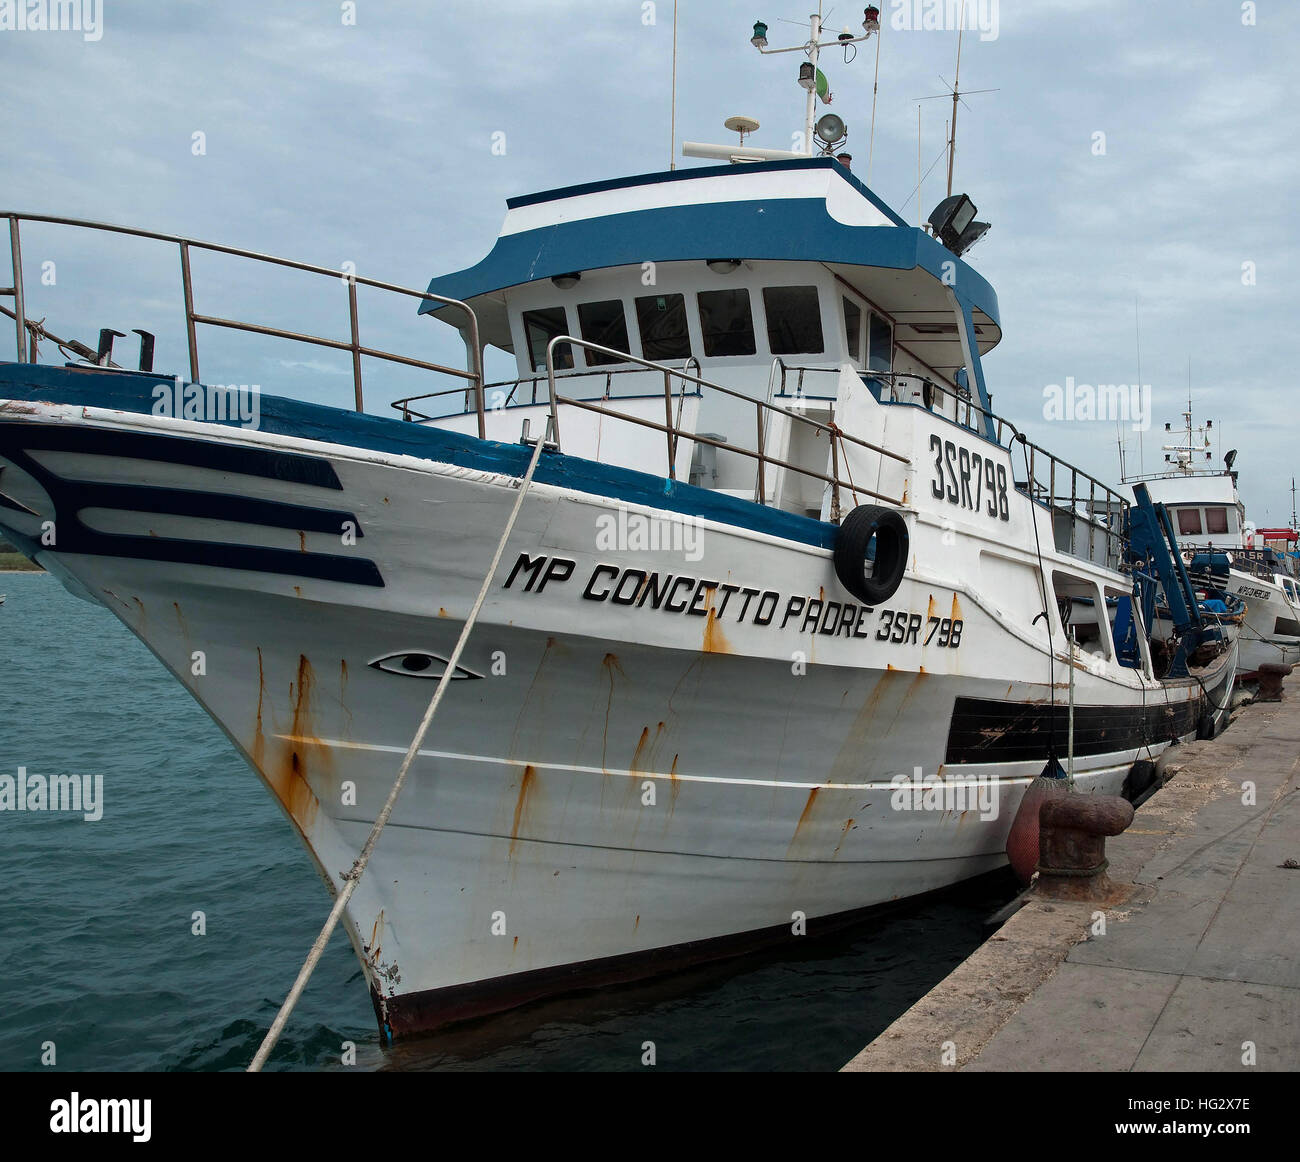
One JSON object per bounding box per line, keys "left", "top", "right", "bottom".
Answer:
{"left": 247, "top": 429, "right": 550, "bottom": 1072}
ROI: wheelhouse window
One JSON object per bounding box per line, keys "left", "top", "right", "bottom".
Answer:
{"left": 635, "top": 293, "right": 691, "bottom": 361}
{"left": 577, "top": 299, "right": 631, "bottom": 365}
{"left": 1177, "top": 508, "right": 1203, "bottom": 536}
{"left": 523, "top": 307, "right": 573, "bottom": 371}
{"left": 868, "top": 312, "right": 893, "bottom": 373}
{"left": 763, "top": 285, "right": 823, "bottom": 355}
{"left": 842, "top": 297, "right": 863, "bottom": 364}
{"left": 697, "top": 288, "right": 756, "bottom": 357}
{"left": 1205, "top": 507, "right": 1229, "bottom": 535}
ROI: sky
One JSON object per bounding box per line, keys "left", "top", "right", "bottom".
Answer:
{"left": 2, "top": 0, "right": 1298, "bottom": 522}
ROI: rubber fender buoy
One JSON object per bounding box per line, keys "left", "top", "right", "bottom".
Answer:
{"left": 1196, "top": 709, "right": 1216, "bottom": 740}
{"left": 833, "top": 504, "right": 909, "bottom": 606}
{"left": 1005, "top": 772, "right": 1069, "bottom": 886}
{"left": 921, "top": 380, "right": 935, "bottom": 410}
{"left": 1122, "top": 759, "right": 1157, "bottom": 802}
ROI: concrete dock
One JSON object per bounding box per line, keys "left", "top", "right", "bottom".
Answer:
{"left": 844, "top": 677, "right": 1300, "bottom": 1072}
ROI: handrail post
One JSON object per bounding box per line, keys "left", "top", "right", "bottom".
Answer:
{"left": 755, "top": 400, "right": 766, "bottom": 505}
{"left": 663, "top": 369, "right": 676, "bottom": 480}
{"left": 465, "top": 312, "right": 485, "bottom": 440}
{"left": 1088, "top": 479, "right": 1096, "bottom": 562}
{"left": 1070, "top": 467, "right": 1078, "bottom": 555}
{"left": 179, "top": 241, "right": 200, "bottom": 382}
{"left": 9, "top": 217, "right": 26, "bottom": 362}
{"left": 829, "top": 431, "right": 841, "bottom": 523}
{"left": 347, "top": 276, "right": 364, "bottom": 412}
{"left": 544, "top": 336, "right": 564, "bottom": 449}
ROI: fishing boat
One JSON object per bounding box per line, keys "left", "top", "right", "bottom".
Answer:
{"left": 1122, "top": 406, "right": 1300, "bottom": 677}
{"left": 0, "top": 9, "right": 1236, "bottom": 1040}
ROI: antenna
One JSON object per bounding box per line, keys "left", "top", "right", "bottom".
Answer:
{"left": 917, "top": 104, "right": 922, "bottom": 228}
{"left": 866, "top": 14, "right": 883, "bottom": 186}
{"left": 913, "top": 0, "right": 998, "bottom": 198}
{"left": 949, "top": 6, "right": 963, "bottom": 197}
{"left": 1158, "top": 361, "right": 1218, "bottom": 476}
{"left": 669, "top": 0, "right": 679, "bottom": 170}
{"left": 725, "top": 2, "right": 878, "bottom": 161}
{"left": 1134, "top": 297, "right": 1143, "bottom": 477}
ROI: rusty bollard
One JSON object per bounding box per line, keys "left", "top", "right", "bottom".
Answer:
{"left": 1036, "top": 795, "right": 1134, "bottom": 900}
{"left": 1254, "top": 662, "right": 1293, "bottom": 703}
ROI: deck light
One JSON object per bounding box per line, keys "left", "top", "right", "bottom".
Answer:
{"left": 864, "top": 6, "right": 881, "bottom": 32}
{"left": 551, "top": 272, "right": 581, "bottom": 289}
{"left": 751, "top": 21, "right": 768, "bottom": 48}
{"left": 953, "top": 220, "right": 991, "bottom": 254}
{"left": 928, "top": 193, "right": 988, "bottom": 254}
{"left": 706, "top": 259, "right": 742, "bottom": 274}
{"left": 815, "top": 113, "right": 847, "bottom": 147}
{"left": 798, "top": 61, "right": 816, "bottom": 90}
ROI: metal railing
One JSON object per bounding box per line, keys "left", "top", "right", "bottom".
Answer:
{"left": 2, "top": 212, "right": 486, "bottom": 436}
{"left": 767, "top": 357, "right": 841, "bottom": 401}
{"left": 882, "top": 369, "right": 1131, "bottom": 568}
{"left": 392, "top": 359, "right": 703, "bottom": 422}
{"left": 544, "top": 336, "right": 909, "bottom": 516}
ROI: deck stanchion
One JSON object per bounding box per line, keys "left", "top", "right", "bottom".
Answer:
{"left": 663, "top": 369, "right": 676, "bottom": 479}
{"left": 9, "top": 217, "right": 26, "bottom": 363}
{"left": 179, "top": 241, "right": 200, "bottom": 383}
{"left": 348, "top": 277, "right": 364, "bottom": 412}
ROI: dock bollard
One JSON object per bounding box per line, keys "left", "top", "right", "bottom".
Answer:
{"left": 1254, "top": 662, "right": 1293, "bottom": 703}
{"left": 1036, "top": 795, "right": 1134, "bottom": 899}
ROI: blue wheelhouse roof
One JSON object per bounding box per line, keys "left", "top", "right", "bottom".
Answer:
{"left": 418, "top": 157, "right": 1000, "bottom": 330}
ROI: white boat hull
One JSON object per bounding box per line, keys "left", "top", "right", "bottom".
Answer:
{"left": 0, "top": 396, "right": 1217, "bottom": 1035}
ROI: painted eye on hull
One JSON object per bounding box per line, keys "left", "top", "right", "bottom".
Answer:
{"left": 367, "top": 652, "right": 483, "bottom": 680}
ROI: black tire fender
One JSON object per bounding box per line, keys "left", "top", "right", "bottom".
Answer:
{"left": 1196, "top": 709, "right": 1216, "bottom": 741}
{"left": 833, "top": 504, "right": 909, "bottom": 606}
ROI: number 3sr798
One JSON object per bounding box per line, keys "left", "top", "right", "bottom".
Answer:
{"left": 930, "top": 434, "right": 1009, "bottom": 522}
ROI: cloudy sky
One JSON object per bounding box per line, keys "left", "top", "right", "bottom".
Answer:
{"left": 3, "top": 0, "right": 1297, "bottom": 522}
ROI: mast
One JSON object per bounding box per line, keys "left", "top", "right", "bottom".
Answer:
{"left": 947, "top": 7, "right": 964, "bottom": 197}
{"left": 804, "top": 8, "right": 822, "bottom": 156}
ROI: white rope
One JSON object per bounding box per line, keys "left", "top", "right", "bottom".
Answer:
{"left": 248, "top": 430, "right": 551, "bottom": 1071}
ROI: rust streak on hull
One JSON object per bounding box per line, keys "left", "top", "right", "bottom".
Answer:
{"left": 508, "top": 765, "right": 537, "bottom": 858}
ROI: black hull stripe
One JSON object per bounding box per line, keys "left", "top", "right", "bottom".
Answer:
{"left": 945, "top": 695, "right": 1202, "bottom": 764}
{"left": 0, "top": 421, "right": 343, "bottom": 489}
{"left": 0, "top": 422, "right": 383, "bottom": 587}
{"left": 62, "top": 532, "right": 384, "bottom": 587}
{"left": 71, "top": 481, "right": 364, "bottom": 537}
